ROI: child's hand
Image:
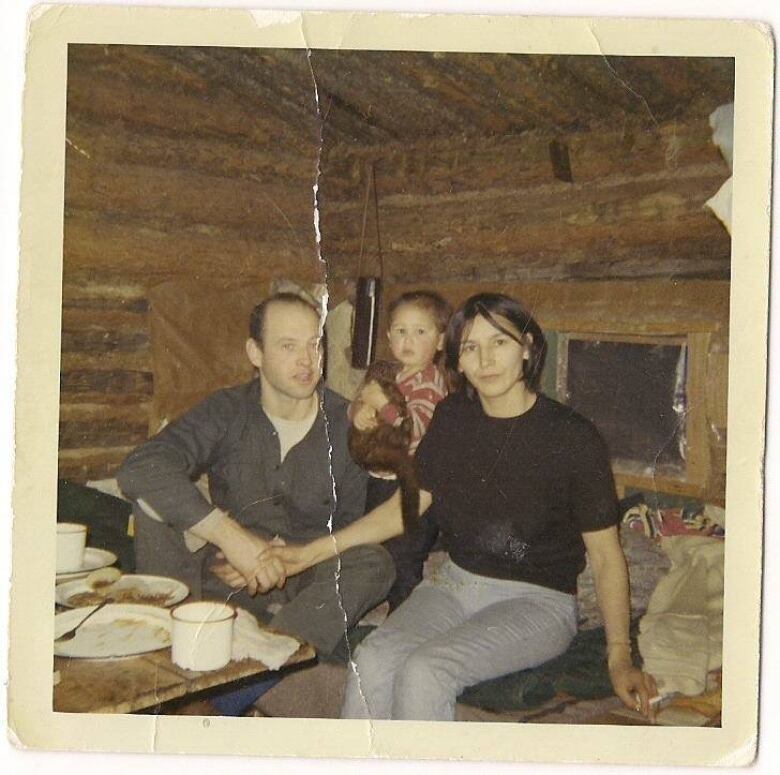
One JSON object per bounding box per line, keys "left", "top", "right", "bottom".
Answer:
{"left": 353, "top": 401, "right": 378, "bottom": 431}
{"left": 360, "top": 380, "right": 390, "bottom": 412}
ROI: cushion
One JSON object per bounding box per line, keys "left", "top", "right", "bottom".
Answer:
{"left": 57, "top": 479, "right": 135, "bottom": 571}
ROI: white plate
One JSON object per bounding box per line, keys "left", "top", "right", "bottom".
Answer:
{"left": 55, "top": 574, "right": 190, "bottom": 609}
{"left": 54, "top": 604, "right": 172, "bottom": 658}
{"left": 55, "top": 547, "right": 118, "bottom": 583}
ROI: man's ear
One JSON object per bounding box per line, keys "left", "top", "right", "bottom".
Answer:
{"left": 246, "top": 338, "right": 263, "bottom": 369}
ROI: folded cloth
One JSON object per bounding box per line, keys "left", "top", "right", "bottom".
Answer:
{"left": 638, "top": 536, "right": 724, "bottom": 695}
{"left": 231, "top": 609, "right": 301, "bottom": 670}
{"left": 672, "top": 684, "right": 722, "bottom": 716}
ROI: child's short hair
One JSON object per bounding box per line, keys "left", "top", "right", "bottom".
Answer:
{"left": 387, "top": 291, "right": 451, "bottom": 333}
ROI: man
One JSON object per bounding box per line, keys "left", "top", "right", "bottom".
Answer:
{"left": 117, "top": 292, "right": 395, "bottom": 662}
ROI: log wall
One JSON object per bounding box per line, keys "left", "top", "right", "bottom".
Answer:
{"left": 60, "top": 46, "right": 323, "bottom": 480}
{"left": 319, "top": 118, "right": 731, "bottom": 282}
{"left": 60, "top": 46, "right": 732, "bottom": 492}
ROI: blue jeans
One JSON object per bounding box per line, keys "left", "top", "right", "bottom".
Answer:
{"left": 341, "top": 557, "right": 578, "bottom": 721}
{"left": 210, "top": 674, "right": 282, "bottom": 716}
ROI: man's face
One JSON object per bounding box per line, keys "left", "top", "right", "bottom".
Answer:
{"left": 246, "top": 301, "right": 322, "bottom": 403}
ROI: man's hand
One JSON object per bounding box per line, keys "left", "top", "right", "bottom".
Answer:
{"left": 214, "top": 527, "right": 286, "bottom": 596}
{"left": 210, "top": 551, "right": 245, "bottom": 588}
{"left": 609, "top": 657, "right": 659, "bottom": 722}
{"left": 359, "top": 381, "right": 390, "bottom": 413}
{"left": 352, "top": 401, "right": 379, "bottom": 431}
{"left": 210, "top": 535, "right": 288, "bottom": 595}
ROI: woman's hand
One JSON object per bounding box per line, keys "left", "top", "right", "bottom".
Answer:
{"left": 609, "top": 657, "right": 658, "bottom": 721}
{"left": 264, "top": 540, "right": 328, "bottom": 577}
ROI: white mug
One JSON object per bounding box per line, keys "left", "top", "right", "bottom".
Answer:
{"left": 171, "top": 601, "right": 236, "bottom": 671}
{"left": 56, "top": 523, "right": 87, "bottom": 573}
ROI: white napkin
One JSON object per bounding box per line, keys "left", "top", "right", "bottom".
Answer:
{"left": 231, "top": 608, "right": 300, "bottom": 670}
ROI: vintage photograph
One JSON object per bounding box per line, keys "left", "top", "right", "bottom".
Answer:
{"left": 52, "top": 43, "right": 734, "bottom": 722}
{"left": 8, "top": 6, "right": 772, "bottom": 768}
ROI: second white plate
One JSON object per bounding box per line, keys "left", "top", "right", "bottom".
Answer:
{"left": 55, "top": 547, "right": 118, "bottom": 583}
{"left": 55, "top": 574, "right": 189, "bottom": 608}
{"left": 54, "top": 604, "right": 172, "bottom": 658}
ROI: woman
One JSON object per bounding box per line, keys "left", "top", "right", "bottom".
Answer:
{"left": 270, "top": 293, "right": 657, "bottom": 721}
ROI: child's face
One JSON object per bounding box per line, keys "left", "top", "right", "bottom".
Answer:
{"left": 387, "top": 305, "right": 444, "bottom": 374}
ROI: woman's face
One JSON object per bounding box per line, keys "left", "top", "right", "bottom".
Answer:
{"left": 458, "top": 314, "right": 530, "bottom": 403}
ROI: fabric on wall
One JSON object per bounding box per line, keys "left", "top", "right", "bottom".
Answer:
{"left": 324, "top": 299, "right": 367, "bottom": 401}
{"left": 148, "top": 279, "right": 272, "bottom": 432}
{"left": 705, "top": 177, "right": 732, "bottom": 235}
{"left": 270, "top": 278, "right": 327, "bottom": 310}
{"left": 148, "top": 276, "right": 326, "bottom": 434}
{"left": 705, "top": 102, "right": 734, "bottom": 235}
{"left": 638, "top": 535, "right": 724, "bottom": 696}
{"left": 709, "top": 103, "right": 734, "bottom": 171}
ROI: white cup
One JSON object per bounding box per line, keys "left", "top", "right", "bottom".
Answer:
{"left": 171, "top": 601, "right": 236, "bottom": 671}
{"left": 56, "top": 523, "right": 87, "bottom": 573}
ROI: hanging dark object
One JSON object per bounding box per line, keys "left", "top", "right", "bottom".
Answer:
{"left": 351, "top": 162, "right": 384, "bottom": 369}
{"left": 352, "top": 277, "right": 381, "bottom": 369}
{"left": 549, "top": 139, "right": 573, "bottom": 183}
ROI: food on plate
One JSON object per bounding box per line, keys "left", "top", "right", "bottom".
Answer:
{"left": 68, "top": 588, "right": 174, "bottom": 607}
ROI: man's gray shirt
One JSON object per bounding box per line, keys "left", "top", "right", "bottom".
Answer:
{"left": 117, "top": 379, "right": 368, "bottom": 594}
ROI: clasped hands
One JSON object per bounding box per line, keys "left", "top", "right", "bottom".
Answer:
{"left": 210, "top": 531, "right": 314, "bottom": 596}
{"left": 210, "top": 532, "right": 289, "bottom": 596}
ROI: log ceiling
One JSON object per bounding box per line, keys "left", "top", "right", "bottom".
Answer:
{"left": 310, "top": 51, "right": 734, "bottom": 141}
{"left": 61, "top": 44, "right": 734, "bottom": 480}
{"left": 69, "top": 46, "right": 734, "bottom": 144}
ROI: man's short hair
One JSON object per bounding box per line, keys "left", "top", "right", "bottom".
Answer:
{"left": 249, "top": 292, "right": 321, "bottom": 346}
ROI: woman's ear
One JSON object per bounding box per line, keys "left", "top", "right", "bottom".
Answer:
{"left": 436, "top": 332, "right": 445, "bottom": 351}
{"left": 523, "top": 333, "right": 534, "bottom": 360}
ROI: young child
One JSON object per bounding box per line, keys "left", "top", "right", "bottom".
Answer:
{"left": 351, "top": 290, "right": 451, "bottom": 610}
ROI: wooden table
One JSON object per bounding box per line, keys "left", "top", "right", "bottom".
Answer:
{"left": 54, "top": 643, "right": 316, "bottom": 714}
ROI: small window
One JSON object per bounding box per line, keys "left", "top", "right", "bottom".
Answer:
{"left": 557, "top": 333, "right": 695, "bottom": 483}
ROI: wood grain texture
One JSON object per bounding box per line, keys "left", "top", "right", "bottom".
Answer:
{"left": 319, "top": 118, "right": 731, "bottom": 283}
{"left": 59, "top": 45, "right": 732, "bottom": 490}
{"left": 54, "top": 643, "right": 316, "bottom": 714}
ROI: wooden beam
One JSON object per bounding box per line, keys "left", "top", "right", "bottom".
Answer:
{"left": 63, "top": 213, "right": 321, "bottom": 279}
{"left": 60, "top": 370, "right": 154, "bottom": 399}
{"left": 65, "top": 157, "right": 315, "bottom": 237}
